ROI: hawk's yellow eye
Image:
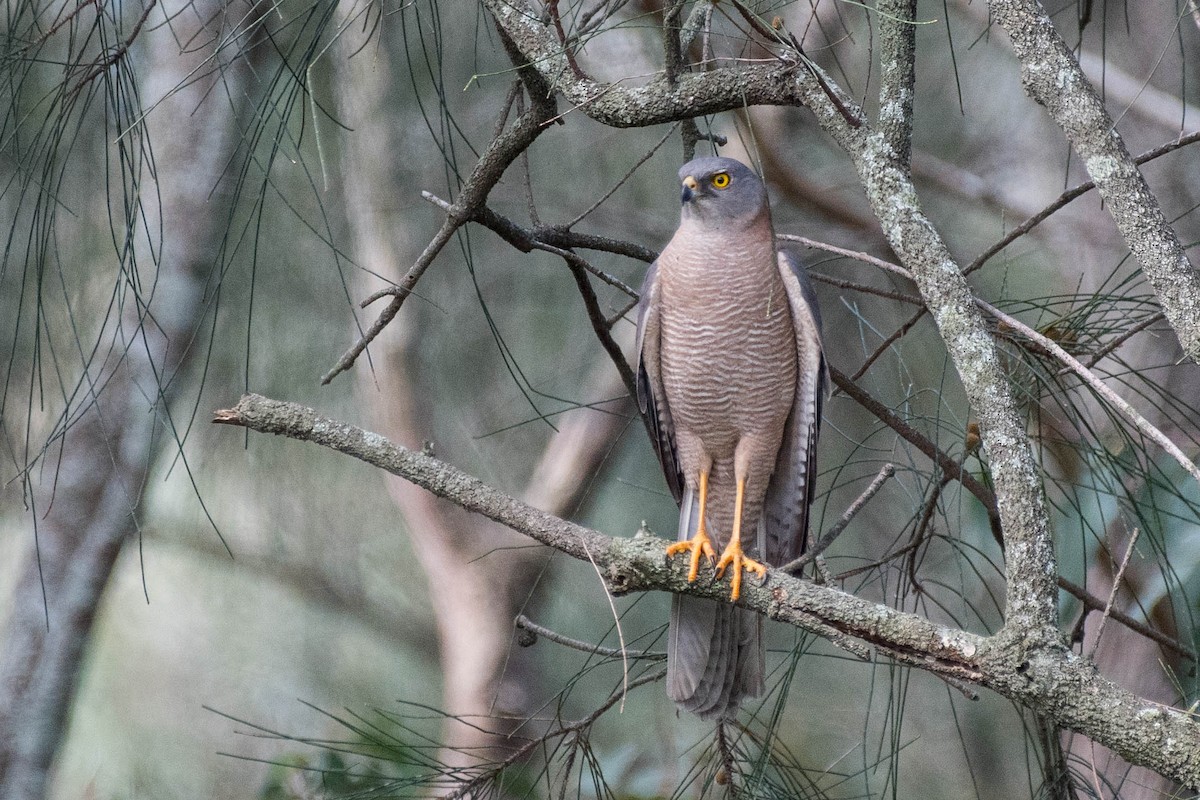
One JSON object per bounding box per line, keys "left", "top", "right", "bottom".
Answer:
{"left": 711, "top": 172, "right": 731, "bottom": 189}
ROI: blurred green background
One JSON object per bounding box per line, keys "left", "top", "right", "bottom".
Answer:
{"left": 3, "top": 1, "right": 1200, "bottom": 797}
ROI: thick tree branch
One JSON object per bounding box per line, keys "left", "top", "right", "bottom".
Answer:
{"left": 214, "top": 393, "right": 1200, "bottom": 788}
{"left": 988, "top": 0, "right": 1200, "bottom": 361}
{"left": 214, "top": 394, "right": 986, "bottom": 668}
{"left": 480, "top": 0, "right": 837, "bottom": 127}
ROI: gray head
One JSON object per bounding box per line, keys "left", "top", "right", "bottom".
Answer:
{"left": 677, "top": 156, "right": 769, "bottom": 226}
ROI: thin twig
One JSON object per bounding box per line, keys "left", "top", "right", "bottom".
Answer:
{"left": 783, "top": 463, "right": 895, "bottom": 573}
{"left": 547, "top": 0, "right": 586, "bottom": 79}
{"left": 778, "top": 234, "right": 912, "bottom": 280}
{"left": 416, "top": 199, "right": 645, "bottom": 409}
{"left": 806, "top": 270, "right": 923, "bottom": 307}
{"left": 21, "top": 0, "right": 101, "bottom": 55}
{"left": 1083, "top": 312, "right": 1164, "bottom": 368}
{"left": 567, "top": 123, "right": 679, "bottom": 229}
{"left": 829, "top": 366, "right": 1005, "bottom": 542}
{"left": 834, "top": 539, "right": 924, "bottom": 581}
{"left": 964, "top": 130, "right": 1200, "bottom": 277}
{"left": 608, "top": 297, "right": 640, "bottom": 328}
{"left": 580, "top": 536, "right": 631, "bottom": 709}
{"left": 444, "top": 671, "right": 666, "bottom": 800}
{"left": 321, "top": 219, "right": 461, "bottom": 384}
{"left": 978, "top": 298, "right": 1200, "bottom": 487}
{"left": 905, "top": 473, "right": 953, "bottom": 597}
{"left": 851, "top": 306, "right": 927, "bottom": 381}
{"left": 515, "top": 614, "right": 665, "bottom": 660}
{"left": 529, "top": 240, "right": 638, "bottom": 400}
{"left": 1058, "top": 577, "right": 1195, "bottom": 663}
{"left": 322, "top": 71, "right": 559, "bottom": 385}
{"left": 422, "top": 191, "right": 648, "bottom": 289}
{"left": 1086, "top": 527, "right": 1143, "bottom": 660}
{"left": 70, "top": 0, "right": 158, "bottom": 94}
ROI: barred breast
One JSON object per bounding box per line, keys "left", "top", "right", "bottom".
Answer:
{"left": 655, "top": 214, "right": 798, "bottom": 542}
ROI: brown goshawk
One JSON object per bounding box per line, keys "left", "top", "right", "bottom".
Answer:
{"left": 635, "top": 156, "right": 826, "bottom": 719}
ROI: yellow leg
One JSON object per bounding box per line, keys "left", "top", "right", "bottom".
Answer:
{"left": 715, "top": 477, "right": 767, "bottom": 601}
{"left": 666, "top": 469, "right": 716, "bottom": 581}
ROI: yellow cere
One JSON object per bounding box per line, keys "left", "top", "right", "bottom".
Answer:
{"left": 711, "top": 172, "right": 730, "bottom": 189}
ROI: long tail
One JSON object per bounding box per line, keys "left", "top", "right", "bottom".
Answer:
{"left": 666, "top": 487, "right": 765, "bottom": 720}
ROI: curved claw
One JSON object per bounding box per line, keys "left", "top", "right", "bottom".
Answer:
{"left": 715, "top": 542, "right": 767, "bottom": 601}
{"left": 666, "top": 533, "right": 717, "bottom": 582}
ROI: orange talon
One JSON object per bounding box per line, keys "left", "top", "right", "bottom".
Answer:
{"left": 667, "top": 532, "right": 717, "bottom": 582}
{"left": 715, "top": 544, "right": 767, "bottom": 601}
{"left": 713, "top": 476, "right": 767, "bottom": 601}
{"left": 666, "top": 469, "right": 716, "bottom": 581}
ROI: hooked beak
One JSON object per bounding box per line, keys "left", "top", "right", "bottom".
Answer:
{"left": 681, "top": 175, "right": 699, "bottom": 203}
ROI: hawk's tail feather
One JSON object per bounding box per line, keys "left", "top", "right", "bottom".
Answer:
{"left": 666, "top": 487, "right": 765, "bottom": 720}
{"left": 667, "top": 597, "right": 763, "bottom": 720}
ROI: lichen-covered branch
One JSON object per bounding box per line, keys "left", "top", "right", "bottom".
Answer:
{"left": 876, "top": 0, "right": 917, "bottom": 168}
{"left": 214, "top": 393, "right": 1200, "bottom": 788}
{"left": 988, "top": 0, "right": 1200, "bottom": 361}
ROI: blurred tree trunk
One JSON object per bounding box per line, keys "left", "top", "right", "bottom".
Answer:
{"left": 0, "top": 3, "right": 260, "bottom": 797}
{"left": 332, "top": 12, "right": 634, "bottom": 779}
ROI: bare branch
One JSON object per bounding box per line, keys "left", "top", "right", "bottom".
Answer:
{"left": 321, "top": 42, "right": 560, "bottom": 385}
{"left": 514, "top": 614, "right": 665, "bottom": 661}
{"left": 965, "top": 131, "right": 1200, "bottom": 277}
{"left": 988, "top": 0, "right": 1200, "bottom": 360}
{"left": 420, "top": 191, "right": 651, "bottom": 282}
{"left": 417, "top": 191, "right": 642, "bottom": 400}
{"left": 541, "top": 240, "right": 639, "bottom": 399}
{"left": 1086, "top": 528, "right": 1143, "bottom": 661}
{"left": 782, "top": 463, "right": 896, "bottom": 574}
{"left": 786, "top": 236, "right": 1200, "bottom": 488}
{"left": 978, "top": 298, "right": 1200, "bottom": 487}
{"left": 829, "top": 366, "right": 1004, "bottom": 541}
